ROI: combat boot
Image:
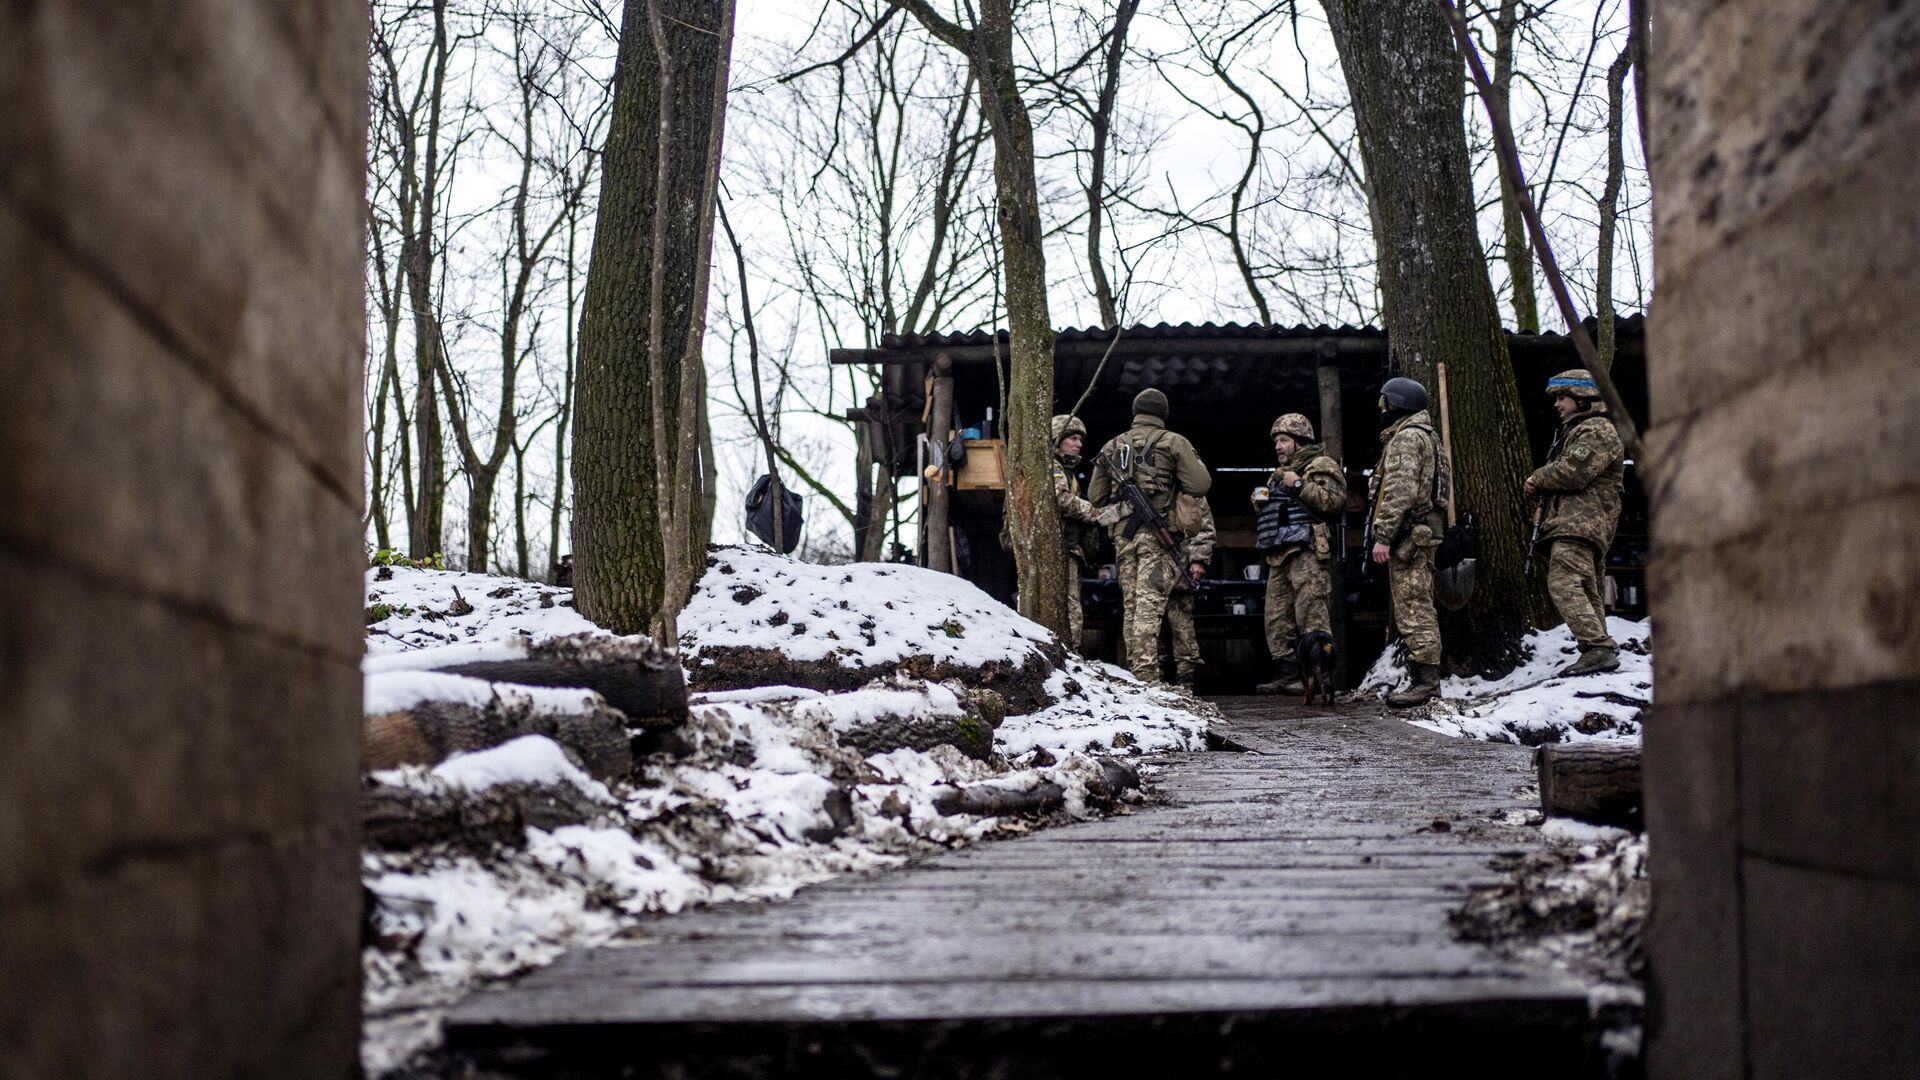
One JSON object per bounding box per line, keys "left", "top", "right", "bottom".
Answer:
{"left": 1253, "top": 661, "right": 1304, "bottom": 696}
{"left": 1559, "top": 646, "right": 1620, "bottom": 677}
{"left": 1387, "top": 662, "right": 1442, "bottom": 708}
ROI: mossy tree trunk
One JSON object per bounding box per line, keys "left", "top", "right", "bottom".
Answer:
{"left": 894, "top": 0, "right": 1068, "bottom": 637}
{"left": 1322, "top": 0, "right": 1541, "bottom": 671}
{"left": 571, "top": 0, "right": 732, "bottom": 637}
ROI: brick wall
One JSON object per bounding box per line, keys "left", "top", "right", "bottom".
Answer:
{"left": 1644, "top": 2, "right": 1920, "bottom": 1075}
{"left": 0, "top": 2, "right": 367, "bottom": 1075}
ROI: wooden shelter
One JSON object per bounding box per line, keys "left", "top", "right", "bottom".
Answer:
{"left": 832, "top": 318, "right": 1649, "bottom": 688}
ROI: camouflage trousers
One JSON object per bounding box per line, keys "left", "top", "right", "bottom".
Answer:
{"left": 1115, "top": 533, "right": 1191, "bottom": 682}
{"left": 1167, "top": 575, "right": 1200, "bottom": 682}
{"left": 1388, "top": 538, "right": 1442, "bottom": 665}
{"left": 1263, "top": 548, "right": 1331, "bottom": 662}
{"left": 1547, "top": 539, "right": 1615, "bottom": 650}
{"left": 1065, "top": 554, "right": 1085, "bottom": 651}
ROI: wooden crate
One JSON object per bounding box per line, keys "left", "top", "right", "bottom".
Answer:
{"left": 953, "top": 438, "right": 1005, "bottom": 490}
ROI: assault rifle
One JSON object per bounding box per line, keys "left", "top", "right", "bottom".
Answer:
{"left": 1523, "top": 427, "right": 1565, "bottom": 578}
{"left": 1095, "top": 450, "right": 1196, "bottom": 583}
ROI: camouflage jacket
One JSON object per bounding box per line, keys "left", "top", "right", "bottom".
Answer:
{"left": 1264, "top": 444, "right": 1346, "bottom": 560}
{"left": 1176, "top": 493, "right": 1217, "bottom": 565}
{"left": 1086, "top": 414, "right": 1212, "bottom": 533}
{"left": 1368, "top": 410, "right": 1442, "bottom": 547}
{"left": 1051, "top": 454, "right": 1103, "bottom": 563}
{"left": 1529, "top": 406, "right": 1624, "bottom": 551}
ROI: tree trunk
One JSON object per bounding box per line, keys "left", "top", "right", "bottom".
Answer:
{"left": 1490, "top": 0, "right": 1539, "bottom": 333}
{"left": 572, "top": 0, "right": 733, "bottom": 636}
{"left": 1084, "top": 0, "right": 1138, "bottom": 327}
{"left": 1322, "top": 0, "right": 1539, "bottom": 671}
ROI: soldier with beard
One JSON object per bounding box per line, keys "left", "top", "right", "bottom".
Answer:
{"left": 1252, "top": 413, "right": 1346, "bottom": 694}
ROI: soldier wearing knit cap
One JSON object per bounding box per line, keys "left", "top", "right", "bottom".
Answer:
{"left": 1088, "top": 388, "right": 1213, "bottom": 684}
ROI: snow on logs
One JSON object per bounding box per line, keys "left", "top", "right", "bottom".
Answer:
{"left": 362, "top": 634, "right": 687, "bottom": 783}
{"left": 1535, "top": 741, "right": 1643, "bottom": 829}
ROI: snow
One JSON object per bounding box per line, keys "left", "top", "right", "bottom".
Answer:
{"left": 363, "top": 669, "right": 605, "bottom": 718}
{"left": 1541, "top": 816, "right": 1632, "bottom": 847}
{"left": 1359, "top": 617, "right": 1651, "bottom": 745}
{"left": 365, "top": 566, "right": 596, "bottom": 655}
{"left": 359, "top": 554, "right": 1210, "bottom": 1074}
{"left": 430, "top": 735, "right": 614, "bottom": 803}
{"left": 680, "top": 546, "right": 1055, "bottom": 670}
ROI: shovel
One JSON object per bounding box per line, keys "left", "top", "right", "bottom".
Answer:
{"left": 1435, "top": 362, "right": 1477, "bottom": 610}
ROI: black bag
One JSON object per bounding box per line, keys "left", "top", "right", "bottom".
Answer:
{"left": 1436, "top": 512, "right": 1477, "bottom": 571}
{"left": 745, "top": 474, "right": 803, "bottom": 554}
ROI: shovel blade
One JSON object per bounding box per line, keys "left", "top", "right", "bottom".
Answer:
{"left": 1437, "top": 558, "right": 1476, "bottom": 610}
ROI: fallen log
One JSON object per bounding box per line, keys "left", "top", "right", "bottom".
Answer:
{"left": 364, "top": 694, "right": 633, "bottom": 782}
{"left": 933, "top": 780, "right": 1066, "bottom": 818}
{"left": 834, "top": 709, "right": 996, "bottom": 761}
{"left": 362, "top": 779, "right": 605, "bottom": 852}
{"left": 432, "top": 633, "right": 687, "bottom": 727}
{"left": 1536, "top": 742, "right": 1642, "bottom": 829}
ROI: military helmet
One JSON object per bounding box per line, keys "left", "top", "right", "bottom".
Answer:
{"left": 1546, "top": 368, "right": 1601, "bottom": 401}
{"left": 1270, "top": 413, "right": 1315, "bottom": 441}
{"left": 1050, "top": 413, "right": 1087, "bottom": 444}
{"left": 1132, "top": 387, "right": 1170, "bottom": 419}
{"left": 1379, "top": 376, "right": 1429, "bottom": 413}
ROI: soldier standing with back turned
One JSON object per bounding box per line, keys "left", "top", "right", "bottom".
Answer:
{"left": 1252, "top": 413, "right": 1347, "bottom": 694}
{"left": 1525, "top": 369, "right": 1625, "bottom": 675}
{"left": 1368, "top": 377, "right": 1446, "bottom": 707}
{"left": 1088, "top": 388, "right": 1213, "bottom": 684}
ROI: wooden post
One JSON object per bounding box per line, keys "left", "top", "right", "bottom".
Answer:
{"left": 925, "top": 354, "right": 955, "bottom": 573}
{"left": 1317, "top": 359, "right": 1350, "bottom": 686}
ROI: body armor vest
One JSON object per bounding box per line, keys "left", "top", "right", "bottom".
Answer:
{"left": 1255, "top": 479, "right": 1316, "bottom": 550}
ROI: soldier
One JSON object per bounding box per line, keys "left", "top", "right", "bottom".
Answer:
{"left": 1163, "top": 494, "right": 1217, "bottom": 689}
{"left": 1252, "top": 413, "right": 1347, "bottom": 694}
{"left": 1367, "top": 377, "right": 1445, "bottom": 707}
{"left": 1087, "top": 388, "right": 1213, "bottom": 684}
{"left": 1050, "top": 414, "right": 1126, "bottom": 649}
{"left": 1525, "top": 369, "right": 1625, "bottom": 675}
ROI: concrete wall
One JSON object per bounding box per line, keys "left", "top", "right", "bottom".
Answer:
{"left": 0, "top": 2, "right": 367, "bottom": 1076}
{"left": 1644, "top": 2, "right": 1920, "bottom": 1076}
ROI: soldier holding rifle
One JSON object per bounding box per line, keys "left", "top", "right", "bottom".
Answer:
{"left": 1088, "top": 388, "right": 1213, "bottom": 685}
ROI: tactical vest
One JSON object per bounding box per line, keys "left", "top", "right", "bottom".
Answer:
{"left": 1116, "top": 428, "right": 1176, "bottom": 515}
{"left": 1254, "top": 480, "right": 1316, "bottom": 550}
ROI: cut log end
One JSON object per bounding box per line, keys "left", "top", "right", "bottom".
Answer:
{"left": 1536, "top": 741, "right": 1642, "bottom": 830}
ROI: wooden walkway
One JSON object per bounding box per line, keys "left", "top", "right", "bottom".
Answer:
{"left": 442, "top": 699, "right": 1604, "bottom": 1077}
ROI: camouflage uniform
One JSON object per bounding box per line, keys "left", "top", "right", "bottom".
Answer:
{"left": 1368, "top": 410, "right": 1444, "bottom": 666}
{"left": 1164, "top": 495, "right": 1217, "bottom": 685}
{"left": 1529, "top": 401, "right": 1625, "bottom": 653}
{"left": 1049, "top": 415, "right": 1109, "bottom": 648}
{"left": 1260, "top": 443, "right": 1347, "bottom": 666}
{"left": 1087, "top": 392, "right": 1213, "bottom": 683}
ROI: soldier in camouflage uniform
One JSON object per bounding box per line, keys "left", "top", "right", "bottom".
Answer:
{"left": 1087, "top": 388, "right": 1213, "bottom": 684}
{"left": 1163, "top": 494, "right": 1217, "bottom": 688}
{"left": 1367, "top": 377, "right": 1445, "bottom": 707}
{"left": 1051, "top": 414, "right": 1126, "bottom": 650}
{"left": 1525, "top": 370, "right": 1625, "bottom": 676}
{"left": 1252, "top": 413, "right": 1347, "bottom": 694}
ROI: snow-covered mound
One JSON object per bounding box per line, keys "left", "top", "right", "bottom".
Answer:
{"left": 358, "top": 553, "right": 1211, "bottom": 1073}
{"left": 1360, "top": 617, "right": 1651, "bottom": 745}
{"left": 365, "top": 565, "right": 594, "bottom": 655}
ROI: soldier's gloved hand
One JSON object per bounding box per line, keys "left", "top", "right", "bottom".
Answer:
{"left": 1095, "top": 504, "right": 1128, "bottom": 527}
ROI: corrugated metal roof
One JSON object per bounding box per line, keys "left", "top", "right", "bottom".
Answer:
{"left": 880, "top": 314, "right": 1642, "bottom": 351}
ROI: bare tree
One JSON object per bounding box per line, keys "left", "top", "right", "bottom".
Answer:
{"left": 571, "top": 0, "right": 735, "bottom": 637}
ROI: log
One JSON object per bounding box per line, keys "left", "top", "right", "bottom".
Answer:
{"left": 362, "top": 778, "right": 606, "bottom": 852}
{"left": 834, "top": 709, "right": 995, "bottom": 762}
{"left": 934, "top": 781, "right": 1066, "bottom": 818}
{"left": 363, "top": 695, "right": 634, "bottom": 782}
{"left": 1536, "top": 742, "right": 1642, "bottom": 829}
{"left": 433, "top": 633, "right": 687, "bottom": 727}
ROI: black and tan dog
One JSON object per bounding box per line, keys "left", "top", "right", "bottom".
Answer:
{"left": 1296, "top": 630, "right": 1338, "bottom": 707}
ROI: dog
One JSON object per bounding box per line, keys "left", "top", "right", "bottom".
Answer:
{"left": 1296, "top": 630, "right": 1339, "bottom": 707}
